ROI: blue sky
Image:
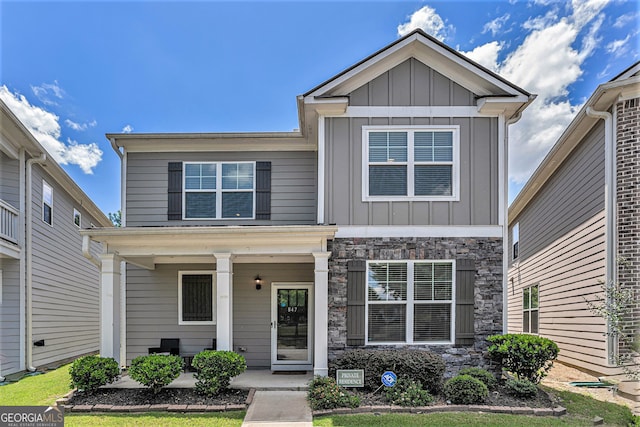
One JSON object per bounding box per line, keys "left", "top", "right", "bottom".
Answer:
{"left": 1, "top": 0, "right": 638, "bottom": 219}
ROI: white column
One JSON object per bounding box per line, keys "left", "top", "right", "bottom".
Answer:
{"left": 313, "top": 252, "right": 331, "bottom": 376}
{"left": 215, "top": 253, "right": 233, "bottom": 351}
{"left": 100, "top": 253, "right": 122, "bottom": 363}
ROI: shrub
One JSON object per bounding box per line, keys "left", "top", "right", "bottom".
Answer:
{"left": 487, "top": 334, "right": 559, "bottom": 383}
{"left": 458, "top": 367, "right": 498, "bottom": 390}
{"left": 128, "top": 354, "right": 183, "bottom": 394}
{"left": 69, "top": 355, "right": 120, "bottom": 393}
{"left": 331, "top": 349, "right": 445, "bottom": 394}
{"left": 385, "top": 378, "right": 433, "bottom": 407}
{"left": 444, "top": 374, "right": 488, "bottom": 404}
{"left": 307, "top": 376, "right": 360, "bottom": 410}
{"left": 505, "top": 378, "right": 538, "bottom": 398}
{"left": 191, "top": 350, "right": 246, "bottom": 396}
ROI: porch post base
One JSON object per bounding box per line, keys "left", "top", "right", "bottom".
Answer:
{"left": 313, "top": 367, "right": 329, "bottom": 377}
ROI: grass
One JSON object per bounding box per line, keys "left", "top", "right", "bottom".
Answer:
{"left": 314, "top": 386, "right": 636, "bottom": 427}
{"left": 0, "top": 364, "right": 73, "bottom": 406}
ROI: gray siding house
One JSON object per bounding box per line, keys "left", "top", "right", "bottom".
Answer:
{"left": 0, "top": 100, "right": 112, "bottom": 380}
{"left": 82, "top": 30, "right": 533, "bottom": 376}
{"left": 507, "top": 62, "right": 639, "bottom": 405}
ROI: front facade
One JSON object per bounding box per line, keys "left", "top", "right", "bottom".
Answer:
{"left": 0, "top": 100, "right": 112, "bottom": 380}
{"left": 83, "top": 30, "right": 533, "bottom": 376}
{"left": 507, "top": 63, "right": 639, "bottom": 403}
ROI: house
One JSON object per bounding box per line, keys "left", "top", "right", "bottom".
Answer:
{"left": 81, "top": 29, "right": 534, "bottom": 376}
{"left": 507, "top": 62, "right": 639, "bottom": 404}
{"left": 0, "top": 100, "right": 112, "bottom": 381}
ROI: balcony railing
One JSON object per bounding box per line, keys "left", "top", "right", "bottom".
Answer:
{"left": 0, "top": 199, "right": 19, "bottom": 244}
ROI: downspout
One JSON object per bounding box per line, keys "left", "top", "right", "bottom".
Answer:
{"left": 25, "top": 153, "right": 46, "bottom": 372}
{"left": 82, "top": 235, "right": 100, "bottom": 267}
{"left": 586, "top": 106, "right": 616, "bottom": 364}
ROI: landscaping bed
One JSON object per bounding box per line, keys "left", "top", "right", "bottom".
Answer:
{"left": 69, "top": 387, "right": 249, "bottom": 407}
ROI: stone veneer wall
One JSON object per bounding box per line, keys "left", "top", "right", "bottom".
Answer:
{"left": 616, "top": 97, "right": 639, "bottom": 357}
{"left": 327, "top": 236, "right": 503, "bottom": 377}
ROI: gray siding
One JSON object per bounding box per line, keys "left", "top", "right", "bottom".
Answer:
{"left": 0, "top": 259, "right": 21, "bottom": 375}
{"left": 30, "top": 165, "right": 101, "bottom": 368}
{"left": 126, "top": 151, "right": 317, "bottom": 227}
{"left": 325, "top": 116, "right": 498, "bottom": 226}
{"left": 349, "top": 59, "right": 476, "bottom": 106}
{"left": 0, "top": 151, "right": 20, "bottom": 209}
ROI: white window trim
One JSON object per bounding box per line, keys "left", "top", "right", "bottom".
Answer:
{"left": 365, "top": 259, "right": 455, "bottom": 345}
{"left": 362, "top": 125, "right": 460, "bottom": 202}
{"left": 522, "top": 284, "right": 539, "bottom": 334}
{"left": 512, "top": 222, "right": 520, "bottom": 261}
{"left": 182, "top": 161, "right": 256, "bottom": 220}
{"left": 42, "top": 180, "right": 53, "bottom": 226}
{"left": 178, "top": 270, "right": 216, "bottom": 325}
{"left": 73, "top": 208, "right": 81, "bottom": 228}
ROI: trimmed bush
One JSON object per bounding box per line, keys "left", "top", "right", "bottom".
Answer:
{"left": 331, "top": 349, "right": 445, "bottom": 394}
{"left": 444, "top": 374, "right": 488, "bottom": 404}
{"left": 128, "top": 354, "right": 183, "bottom": 394}
{"left": 458, "top": 367, "right": 498, "bottom": 390}
{"left": 385, "top": 378, "right": 433, "bottom": 407}
{"left": 505, "top": 378, "right": 538, "bottom": 398}
{"left": 487, "top": 334, "right": 559, "bottom": 383}
{"left": 69, "top": 355, "right": 120, "bottom": 393}
{"left": 307, "top": 376, "right": 360, "bottom": 410}
{"left": 191, "top": 350, "right": 246, "bottom": 396}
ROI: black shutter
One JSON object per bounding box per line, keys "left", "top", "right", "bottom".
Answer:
{"left": 455, "top": 259, "right": 475, "bottom": 347}
{"left": 255, "top": 161, "right": 271, "bottom": 220}
{"left": 168, "top": 162, "right": 183, "bottom": 220}
{"left": 347, "top": 260, "right": 366, "bottom": 346}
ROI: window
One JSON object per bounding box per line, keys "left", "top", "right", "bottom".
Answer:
{"left": 363, "top": 126, "right": 459, "bottom": 200}
{"left": 512, "top": 223, "right": 520, "bottom": 260}
{"left": 42, "top": 181, "right": 53, "bottom": 225}
{"left": 366, "top": 260, "right": 454, "bottom": 344}
{"left": 184, "top": 162, "right": 255, "bottom": 219}
{"left": 73, "top": 208, "right": 81, "bottom": 228}
{"left": 523, "top": 284, "right": 539, "bottom": 334}
{"left": 178, "top": 271, "right": 215, "bottom": 325}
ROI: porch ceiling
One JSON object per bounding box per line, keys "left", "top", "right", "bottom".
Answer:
{"left": 80, "top": 225, "right": 337, "bottom": 269}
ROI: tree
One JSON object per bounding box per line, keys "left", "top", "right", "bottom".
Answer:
{"left": 108, "top": 210, "right": 121, "bottom": 227}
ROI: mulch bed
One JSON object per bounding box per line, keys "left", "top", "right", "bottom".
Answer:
{"left": 69, "top": 388, "right": 248, "bottom": 406}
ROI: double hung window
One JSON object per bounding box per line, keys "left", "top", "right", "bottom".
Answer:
{"left": 523, "top": 284, "right": 539, "bottom": 334}
{"left": 364, "top": 126, "right": 459, "bottom": 200}
{"left": 184, "top": 162, "right": 255, "bottom": 219}
{"left": 366, "top": 260, "right": 454, "bottom": 344}
{"left": 512, "top": 223, "right": 520, "bottom": 260}
{"left": 42, "top": 181, "right": 53, "bottom": 225}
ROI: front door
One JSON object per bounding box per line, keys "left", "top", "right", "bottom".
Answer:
{"left": 271, "top": 283, "right": 313, "bottom": 370}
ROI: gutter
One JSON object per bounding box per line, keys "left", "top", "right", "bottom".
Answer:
{"left": 82, "top": 234, "right": 101, "bottom": 268}
{"left": 25, "top": 153, "right": 46, "bottom": 372}
{"left": 585, "top": 106, "right": 616, "bottom": 364}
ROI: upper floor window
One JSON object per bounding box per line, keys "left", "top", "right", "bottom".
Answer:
{"left": 183, "top": 162, "right": 255, "bottom": 219}
{"left": 42, "top": 181, "right": 53, "bottom": 225}
{"left": 366, "top": 260, "right": 454, "bottom": 344}
{"left": 512, "top": 222, "right": 520, "bottom": 260}
{"left": 363, "top": 126, "right": 459, "bottom": 201}
{"left": 523, "top": 284, "right": 539, "bottom": 334}
{"left": 73, "top": 208, "right": 81, "bottom": 228}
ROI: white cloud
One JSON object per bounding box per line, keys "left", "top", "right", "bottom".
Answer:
{"left": 462, "top": 41, "right": 503, "bottom": 72}
{"left": 613, "top": 11, "right": 639, "bottom": 28}
{"left": 31, "top": 81, "right": 65, "bottom": 106}
{"left": 0, "top": 85, "right": 102, "bottom": 174}
{"left": 483, "top": 14, "right": 511, "bottom": 37}
{"left": 122, "top": 124, "right": 134, "bottom": 133}
{"left": 397, "top": 5, "right": 451, "bottom": 41}
{"left": 65, "top": 118, "right": 97, "bottom": 131}
{"left": 606, "top": 35, "right": 631, "bottom": 57}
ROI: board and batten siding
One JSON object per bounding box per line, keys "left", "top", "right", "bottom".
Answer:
{"left": 29, "top": 165, "right": 102, "bottom": 368}
{"left": 0, "top": 151, "right": 20, "bottom": 209}
{"left": 325, "top": 116, "right": 498, "bottom": 226}
{"left": 233, "top": 263, "right": 314, "bottom": 368}
{"left": 125, "top": 151, "right": 317, "bottom": 227}
{"left": 0, "top": 259, "right": 21, "bottom": 375}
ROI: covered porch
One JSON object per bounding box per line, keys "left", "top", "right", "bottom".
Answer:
{"left": 81, "top": 225, "right": 337, "bottom": 376}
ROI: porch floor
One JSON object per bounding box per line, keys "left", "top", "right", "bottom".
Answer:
{"left": 104, "top": 369, "right": 313, "bottom": 390}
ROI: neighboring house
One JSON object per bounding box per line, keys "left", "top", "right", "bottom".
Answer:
{"left": 81, "top": 29, "right": 534, "bottom": 376}
{"left": 0, "top": 100, "right": 112, "bottom": 380}
{"left": 507, "top": 62, "right": 639, "bottom": 404}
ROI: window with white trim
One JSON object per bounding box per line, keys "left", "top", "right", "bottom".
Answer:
{"left": 366, "top": 260, "right": 454, "bottom": 344}
{"left": 523, "top": 284, "right": 539, "bottom": 334}
{"left": 363, "top": 126, "right": 459, "bottom": 200}
{"left": 512, "top": 222, "right": 520, "bottom": 260}
{"left": 73, "top": 208, "right": 81, "bottom": 228}
{"left": 183, "top": 162, "right": 255, "bottom": 219}
{"left": 42, "top": 181, "right": 53, "bottom": 225}
{"left": 178, "top": 271, "right": 215, "bottom": 325}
